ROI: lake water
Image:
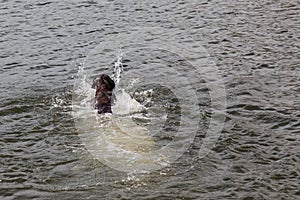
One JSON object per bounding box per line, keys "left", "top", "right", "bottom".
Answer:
{"left": 1, "top": 0, "right": 299, "bottom": 199}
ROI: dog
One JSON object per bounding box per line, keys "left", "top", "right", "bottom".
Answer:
{"left": 92, "top": 74, "right": 115, "bottom": 114}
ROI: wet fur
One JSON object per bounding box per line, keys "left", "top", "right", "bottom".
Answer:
{"left": 92, "top": 74, "right": 115, "bottom": 114}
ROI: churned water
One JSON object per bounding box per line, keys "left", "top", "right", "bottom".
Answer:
{"left": 1, "top": 0, "right": 299, "bottom": 199}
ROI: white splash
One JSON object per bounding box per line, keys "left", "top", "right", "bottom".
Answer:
{"left": 113, "top": 48, "right": 123, "bottom": 86}
{"left": 72, "top": 51, "right": 166, "bottom": 173}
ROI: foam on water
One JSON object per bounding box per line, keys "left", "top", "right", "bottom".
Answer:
{"left": 72, "top": 51, "right": 166, "bottom": 173}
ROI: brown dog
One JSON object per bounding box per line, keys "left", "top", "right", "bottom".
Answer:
{"left": 92, "top": 74, "right": 115, "bottom": 114}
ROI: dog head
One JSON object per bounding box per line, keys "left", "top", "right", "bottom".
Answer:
{"left": 92, "top": 74, "right": 115, "bottom": 114}
{"left": 92, "top": 74, "right": 115, "bottom": 92}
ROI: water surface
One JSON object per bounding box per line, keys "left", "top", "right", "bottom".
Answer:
{"left": 1, "top": 0, "right": 299, "bottom": 199}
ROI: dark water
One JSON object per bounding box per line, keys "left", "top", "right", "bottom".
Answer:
{"left": 1, "top": 0, "right": 299, "bottom": 199}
